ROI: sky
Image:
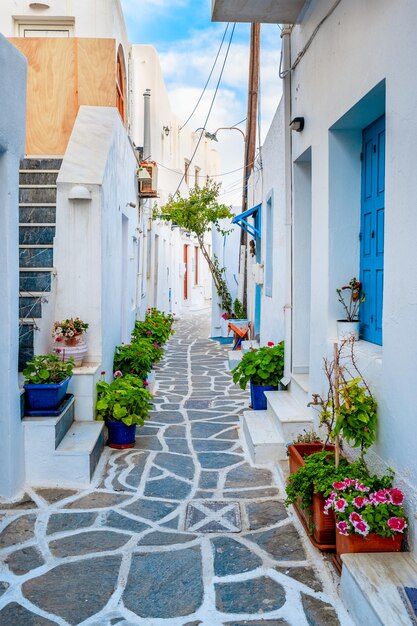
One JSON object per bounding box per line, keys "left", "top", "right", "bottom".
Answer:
{"left": 120, "top": 0, "right": 283, "bottom": 207}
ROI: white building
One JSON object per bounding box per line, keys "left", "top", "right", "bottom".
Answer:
{"left": 213, "top": 0, "right": 417, "bottom": 559}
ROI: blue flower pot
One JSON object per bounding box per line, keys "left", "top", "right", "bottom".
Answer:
{"left": 24, "top": 377, "right": 71, "bottom": 412}
{"left": 250, "top": 382, "right": 278, "bottom": 410}
{"left": 106, "top": 421, "right": 136, "bottom": 449}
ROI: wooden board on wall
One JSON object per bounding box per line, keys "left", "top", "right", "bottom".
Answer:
{"left": 9, "top": 38, "right": 117, "bottom": 156}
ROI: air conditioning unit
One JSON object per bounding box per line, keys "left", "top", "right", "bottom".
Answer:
{"left": 138, "top": 161, "right": 158, "bottom": 197}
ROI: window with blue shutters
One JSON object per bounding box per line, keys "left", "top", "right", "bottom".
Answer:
{"left": 360, "top": 115, "right": 385, "bottom": 345}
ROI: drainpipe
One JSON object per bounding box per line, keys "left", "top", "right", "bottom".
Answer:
{"left": 143, "top": 88, "right": 151, "bottom": 161}
{"left": 281, "top": 25, "right": 293, "bottom": 377}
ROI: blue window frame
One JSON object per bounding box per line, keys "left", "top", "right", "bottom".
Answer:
{"left": 360, "top": 115, "right": 385, "bottom": 345}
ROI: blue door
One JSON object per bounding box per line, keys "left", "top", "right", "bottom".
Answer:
{"left": 360, "top": 115, "right": 385, "bottom": 345}
{"left": 254, "top": 208, "right": 261, "bottom": 337}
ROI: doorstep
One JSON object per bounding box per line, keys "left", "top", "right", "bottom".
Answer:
{"left": 241, "top": 410, "right": 286, "bottom": 464}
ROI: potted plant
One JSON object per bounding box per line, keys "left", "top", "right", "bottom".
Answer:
{"left": 336, "top": 277, "right": 365, "bottom": 340}
{"left": 96, "top": 373, "right": 153, "bottom": 449}
{"left": 232, "top": 342, "right": 284, "bottom": 410}
{"left": 113, "top": 340, "right": 155, "bottom": 380}
{"left": 23, "top": 352, "right": 74, "bottom": 413}
{"left": 52, "top": 317, "right": 89, "bottom": 366}
{"left": 324, "top": 477, "right": 407, "bottom": 555}
{"left": 132, "top": 308, "right": 175, "bottom": 346}
{"left": 286, "top": 340, "right": 378, "bottom": 548}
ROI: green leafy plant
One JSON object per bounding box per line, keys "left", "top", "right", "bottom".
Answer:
{"left": 233, "top": 298, "right": 246, "bottom": 319}
{"left": 154, "top": 182, "right": 235, "bottom": 314}
{"left": 113, "top": 341, "right": 155, "bottom": 379}
{"left": 325, "top": 478, "right": 407, "bottom": 538}
{"left": 293, "top": 430, "right": 324, "bottom": 445}
{"left": 232, "top": 342, "right": 284, "bottom": 389}
{"left": 285, "top": 451, "right": 391, "bottom": 511}
{"left": 96, "top": 375, "right": 153, "bottom": 426}
{"left": 132, "top": 307, "right": 175, "bottom": 345}
{"left": 23, "top": 353, "right": 74, "bottom": 384}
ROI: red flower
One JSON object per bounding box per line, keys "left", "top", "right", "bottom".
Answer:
{"left": 101, "top": 371, "right": 106, "bottom": 375}
{"left": 55, "top": 336, "right": 63, "bottom": 342}
{"left": 388, "top": 488, "right": 404, "bottom": 506}
{"left": 143, "top": 381, "right": 149, "bottom": 386}
{"left": 388, "top": 517, "right": 407, "bottom": 533}
{"left": 267, "top": 341, "right": 274, "bottom": 347}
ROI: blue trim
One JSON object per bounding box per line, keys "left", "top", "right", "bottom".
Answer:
{"left": 232, "top": 203, "right": 262, "bottom": 238}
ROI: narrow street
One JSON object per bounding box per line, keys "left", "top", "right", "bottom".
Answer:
{"left": 0, "top": 313, "right": 348, "bottom": 625}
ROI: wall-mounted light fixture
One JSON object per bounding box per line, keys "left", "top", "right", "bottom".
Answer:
{"left": 68, "top": 185, "right": 91, "bottom": 201}
{"left": 29, "top": 2, "right": 50, "bottom": 8}
{"left": 163, "top": 126, "right": 170, "bottom": 137}
{"left": 289, "top": 117, "right": 305, "bottom": 132}
{"left": 126, "top": 202, "right": 137, "bottom": 208}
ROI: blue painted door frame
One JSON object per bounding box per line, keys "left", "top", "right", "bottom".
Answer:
{"left": 254, "top": 208, "right": 261, "bottom": 337}
{"left": 360, "top": 115, "right": 385, "bottom": 345}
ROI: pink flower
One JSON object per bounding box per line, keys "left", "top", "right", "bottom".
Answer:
{"left": 335, "top": 498, "right": 348, "bottom": 512}
{"left": 146, "top": 331, "right": 152, "bottom": 335}
{"left": 55, "top": 348, "right": 62, "bottom": 354}
{"left": 355, "top": 520, "right": 370, "bottom": 536}
{"left": 267, "top": 341, "right": 274, "bottom": 346}
{"left": 113, "top": 370, "right": 123, "bottom": 378}
{"left": 344, "top": 478, "right": 358, "bottom": 486}
{"left": 353, "top": 496, "right": 369, "bottom": 509}
{"left": 356, "top": 483, "right": 370, "bottom": 492}
{"left": 336, "top": 521, "right": 349, "bottom": 536}
{"left": 388, "top": 517, "right": 407, "bottom": 533}
{"left": 333, "top": 481, "right": 348, "bottom": 491}
{"left": 388, "top": 489, "right": 404, "bottom": 506}
{"left": 370, "top": 490, "right": 390, "bottom": 504}
{"left": 349, "top": 512, "right": 364, "bottom": 525}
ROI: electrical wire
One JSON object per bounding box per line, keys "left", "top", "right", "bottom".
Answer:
{"left": 179, "top": 23, "right": 230, "bottom": 131}
{"left": 173, "top": 23, "right": 236, "bottom": 196}
{"left": 279, "top": 0, "right": 342, "bottom": 78}
{"left": 155, "top": 158, "right": 257, "bottom": 179}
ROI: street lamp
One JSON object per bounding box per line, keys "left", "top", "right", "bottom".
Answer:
{"left": 199, "top": 126, "right": 246, "bottom": 142}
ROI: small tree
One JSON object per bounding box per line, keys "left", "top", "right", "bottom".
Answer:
{"left": 154, "top": 181, "right": 235, "bottom": 313}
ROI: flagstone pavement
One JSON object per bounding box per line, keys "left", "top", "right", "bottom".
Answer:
{"left": 0, "top": 312, "right": 354, "bottom": 626}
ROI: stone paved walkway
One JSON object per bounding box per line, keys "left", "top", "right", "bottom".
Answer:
{"left": 0, "top": 312, "right": 353, "bottom": 625}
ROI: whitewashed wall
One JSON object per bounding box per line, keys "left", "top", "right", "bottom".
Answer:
{"left": 55, "top": 106, "right": 139, "bottom": 379}
{"left": 0, "top": 35, "right": 27, "bottom": 498}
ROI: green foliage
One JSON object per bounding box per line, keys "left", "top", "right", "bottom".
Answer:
{"left": 132, "top": 307, "right": 175, "bottom": 346}
{"left": 334, "top": 377, "right": 378, "bottom": 451}
{"left": 232, "top": 342, "right": 284, "bottom": 389}
{"left": 293, "top": 430, "right": 324, "bottom": 445}
{"left": 96, "top": 375, "right": 153, "bottom": 426}
{"left": 285, "top": 450, "right": 390, "bottom": 510}
{"left": 113, "top": 341, "right": 154, "bottom": 379}
{"left": 233, "top": 298, "right": 246, "bottom": 319}
{"left": 154, "top": 182, "right": 235, "bottom": 313}
{"left": 23, "top": 353, "right": 74, "bottom": 384}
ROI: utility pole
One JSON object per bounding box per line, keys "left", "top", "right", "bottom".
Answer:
{"left": 240, "top": 23, "right": 260, "bottom": 315}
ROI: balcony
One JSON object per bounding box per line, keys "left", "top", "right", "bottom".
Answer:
{"left": 211, "top": 0, "right": 307, "bottom": 24}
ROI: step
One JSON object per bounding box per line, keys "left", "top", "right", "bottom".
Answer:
{"left": 20, "top": 171, "right": 59, "bottom": 185}
{"left": 68, "top": 362, "right": 102, "bottom": 421}
{"left": 241, "top": 340, "right": 260, "bottom": 354}
{"left": 19, "top": 225, "right": 56, "bottom": 246}
{"left": 241, "top": 410, "right": 287, "bottom": 464}
{"left": 19, "top": 323, "right": 36, "bottom": 370}
{"left": 22, "top": 396, "right": 75, "bottom": 453}
{"left": 341, "top": 552, "right": 417, "bottom": 626}
{"left": 20, "top": 157, "right": 63, "bottom": 170}
{"left": 19, "top": 246, "right": 53, "bottom": 268}
{"left": 20, "top": 206, "right": 56, "bottom": 223}
{"left": 19, "top": 296, "right": 46, "bottom": 319}
{"left": 291, "top": 372, "right": 310, "bottom": 406}
{"left": 19, "top": 187, "right": 57, "bottom": 204}
{"left": 228, "top": 350, "right": 243, "bottom": 371}
{"left": 19, "top": 270, "right": 52, "bottom": 292}
{"left": 25, "top": 421, "right": 104, "bottom": 488}
{"left": 265, "top": 390, "right": 313, "bottom": 441}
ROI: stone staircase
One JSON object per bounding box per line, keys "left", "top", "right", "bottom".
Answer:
{"left": 19, "top": 157, "right": 62, "bottom": 370}
{"left": 242, "top": 375, "right": 313, "bottom": 474}
{"left": 22, "top": 396, "right": 104, "bottom": 487}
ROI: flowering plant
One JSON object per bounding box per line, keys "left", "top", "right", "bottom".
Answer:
{"left": 232, "top": 342, "right": 284, "bottom": 389}
{"left": 132, "top": 308, "right": 174, "bottom": 345}
{"left": 325, "top": 478, "right": 408, "bottom": 538}
{"left": 96, "top": 374, "right": 152, "bottom": 426}
{"left": 113, "top": 340, "right": 155, "bottom": 380}
{"left": 23, "top": 352, "right": 74, "bottom": 384}
{"left": 336, "top": 278, "right": 365, "bottom": 321}
{"left": 53, "top": 317, "right": 89, "bottom": 340}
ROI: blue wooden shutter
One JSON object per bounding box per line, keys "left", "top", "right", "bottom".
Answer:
{"left": 360, "top": 115, "right": 385, "bottom": 345}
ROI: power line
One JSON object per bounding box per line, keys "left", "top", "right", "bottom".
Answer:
{"left": 179, "top": 23, "right": 230, "bottom": 131}
{"left": 173, "top": 23, "right": 236, "bottom": 196}
{"left": 154, "top": 157, "right": 257, "bottom": 179}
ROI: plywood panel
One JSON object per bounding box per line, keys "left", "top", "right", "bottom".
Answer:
{"left": 9, "top": 37, "right": 117, "bottom": 156}
{"left": 10, "top": 38, "right": 77, "bottom": 155}
{"left": 77, "top": 39, "right": 116, "bottom": 107}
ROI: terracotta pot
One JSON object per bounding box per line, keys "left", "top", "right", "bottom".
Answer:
{"left": 336, "top": 531, "right": 403, "bottom": 555}
{"left": 288, "top": 443, "right": 336, "bottom": 548}
{"left": 58, "top": 334, "right": 88, "bottom": 367}
{"left": 62, "top": 333, "right": 82, "bottom": 347}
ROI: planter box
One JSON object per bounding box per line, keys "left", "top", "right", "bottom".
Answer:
{"left": 250, "top": 382, "right": 278, "bottom": 410}
{"left": 106, "top": 421, "right": 136, "bottom": 449}
{"left": 288, "top": 443, "right": 336, "bottom": 549}
{"left": 336, "top": 531, "right": 403, "bottom": 555}
{"left": 24, "top": 377, "right": 71, "bottom": 412}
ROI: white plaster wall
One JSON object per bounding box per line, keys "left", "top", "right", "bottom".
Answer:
{"left": 284, "top": 0, "right": 417, "bottom": 548}
{"left": 55, "top": 106, "right": 139, "bottom": 381}
{"left": 0, "top": 35, "right": 27, "bottom": 498}
{"left": 211, "top": 221, "right": 241, "bottom": 337}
